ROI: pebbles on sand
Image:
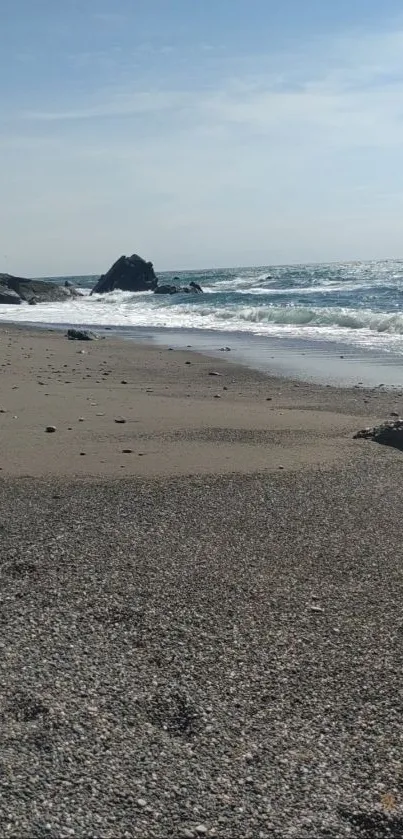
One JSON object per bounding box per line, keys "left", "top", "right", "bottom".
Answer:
{"left": 1, "top": 463, "right": 403, "bottom": 837}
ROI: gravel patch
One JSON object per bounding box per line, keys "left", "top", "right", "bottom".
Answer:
{"left": 1, "top": 455, "right": 403, "bottom": 837}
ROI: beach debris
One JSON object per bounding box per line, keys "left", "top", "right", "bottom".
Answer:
{"left": 114, "top": 417, "right": 126, "bottom": 423}
{"left": 67, "top": 329, "right": 99, "bottom": 341}
{"left": 45, "top": 425, "right": 56, "bottom": 433}
{"left": 354, "top": 419, "right": 403, "bottom": 450}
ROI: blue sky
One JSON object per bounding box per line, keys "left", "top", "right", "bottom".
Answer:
{"left": 2, "top": 0, "right": 403, "bottom": 274}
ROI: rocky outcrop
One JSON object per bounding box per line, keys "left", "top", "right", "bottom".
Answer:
{"left": 90, "top": 255, "right": 204, "bottom": 295}
{"left": 0, "top": 273, "right": 82, "bottom": 304}
{"left": 91, "top": 254, "right": 158, "bottom": 295}
{"left": 154, "top": 281, "right": 203, "bottom": 296}
{"left": 354, "top": 419, "right": 403, "bottom": 450}
{"left": 0, "top": 284, "right": 21, "bottom": 305}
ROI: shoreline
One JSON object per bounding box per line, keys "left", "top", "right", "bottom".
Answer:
{"left": 2, "top": 316, "right": 403, "bottom": 390}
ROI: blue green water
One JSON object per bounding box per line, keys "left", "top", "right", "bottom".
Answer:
{"left": 3, "top": 260, "right": 403, "bottom": 383}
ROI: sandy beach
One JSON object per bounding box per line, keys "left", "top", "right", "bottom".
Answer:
{"left": 1, "top": 325, "right": 403, "bottom": 837}
{"left": 0, "top": 324, "right": 396, "bottom": 478}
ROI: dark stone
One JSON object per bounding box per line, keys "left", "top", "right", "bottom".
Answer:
{"left": 0, "top": 284, "right": 21, "bottom": 305}
{"left": 154, "top": 282, "right": 204, "bottom": 295}
{"left": 1, "top": 273, "right": 80, "bottom": 304}
{"left": 91, "top": 254, "right": 158, "bottom": 295}
{"left": 67, "top": 329, "right": 99, "bottom": 341}
{"left": 154, "top": 284, "right": 178, "bottom": 295}
{"left": 189, "top": 281, "right": 203, "bottom": 293}
{"left": 354, "top": 419, "right": 403, "bottom": 450}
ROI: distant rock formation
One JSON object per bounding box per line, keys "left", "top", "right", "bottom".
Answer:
{"left": 90, "top": 254, "right": 158, "bottom": 295}
{"left": 0, "top": 273, "right": 82, "bottom": 304}
{"left": 90, "top": 255, "right": 204, "bottom": 295}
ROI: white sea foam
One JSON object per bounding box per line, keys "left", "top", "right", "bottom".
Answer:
{"left": 2, "top": 259, "right": 403, "bottom": 355}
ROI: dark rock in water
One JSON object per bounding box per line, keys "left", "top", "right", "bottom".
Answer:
{"left": 1, "top": 273, "right": 80, "bottom": 304}
{"left": 90, "top": 255, "right": 204, "bottom": 295}
{"left": 67, "top": 329, "right": 99, "bottom": 341}
{"left": 354, "top": 419, "right": 403, "bottom": 450}
{"left": 91, "top": 254, "right": 158, "bottom": 295}
{"left": 154, "top": 284, "right": 178, "bottom": 295}
{"left": 189, "top": 281, "right": 203, "bottom": 293}
{"left": 154, "top": 282, "right": 204, "bottom": 295}
{"left": 0, "top": 284, "right": 21, "bottom": 305}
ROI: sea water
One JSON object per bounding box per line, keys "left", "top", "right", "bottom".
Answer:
{"left": 3, "top": 260, "right": 403, "bottom": 385}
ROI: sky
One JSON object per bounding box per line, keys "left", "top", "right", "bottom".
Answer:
{"left": 2, "top": 0, "right": 403, "bottom": 275}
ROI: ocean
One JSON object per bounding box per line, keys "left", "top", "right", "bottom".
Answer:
{"left": 3, "top": 260, "right": 403, "bottom": 386}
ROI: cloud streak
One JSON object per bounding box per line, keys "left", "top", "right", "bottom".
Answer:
{"left": 4, "top": 16, "right": 403, "bottom": 273}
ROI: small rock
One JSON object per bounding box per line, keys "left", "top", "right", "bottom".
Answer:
{"left": 209, "top": 371, "right": 222, "bottom": 376}
{"left": 67, "top": 329, "right": 98, "bottom": 341}
{"left": 390, "top": 411, "right": 400, "bottom": 417}
{"left": 45, "top": 426, "right": 56, "bottom": 433}
{"left": 310, "top": 605, "right": 325, "bottom": 614}
{"left": 195, "top": 827, "right": 208, "bottom": 836}
{"left": 266, "top": 397, "right": 272, "bottom": 401}
{"left": 136, "top": 799, "right": 147, "bottom": 808}
{"left": 114, "top": 417, "right": 126, "bottom": 424}
{"left": 122, "top": 449, "right": 133, "bottom": 454}
{"left": 121, "top": 379, "right": 128, "bottom": 384}
{"left": 214, "top": 394, "right": 221, "bottom": 399}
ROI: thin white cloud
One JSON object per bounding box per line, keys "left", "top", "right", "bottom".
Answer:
{"left": 20, "top": 90, "right": 192, "bottom": 121}
{"left": 5, "top": 17, "right": 403, "bottom": 272}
